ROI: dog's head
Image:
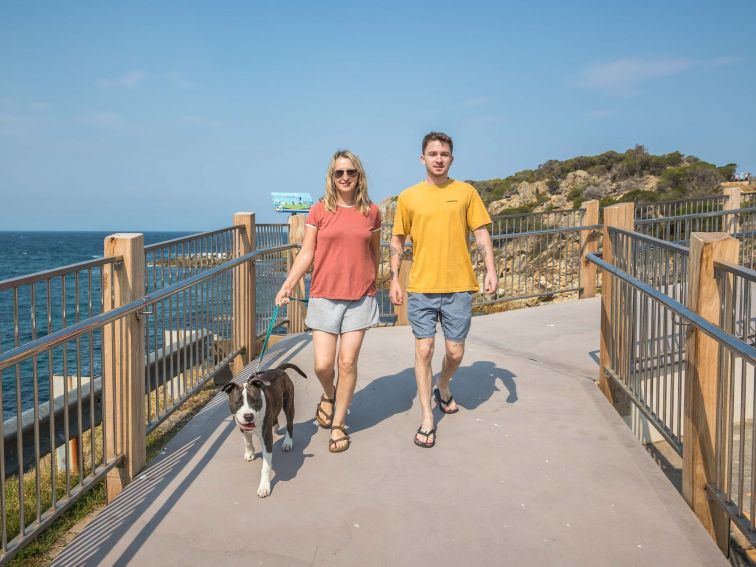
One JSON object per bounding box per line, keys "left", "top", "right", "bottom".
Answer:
{"left": 221, "top": 377, "right": 270, "bottom": 432}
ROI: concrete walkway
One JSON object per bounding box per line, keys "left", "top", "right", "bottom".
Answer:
{"left": 52, "top": 298, "right": 728, "bottom": 566}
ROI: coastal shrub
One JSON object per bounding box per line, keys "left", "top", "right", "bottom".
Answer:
{"left": 619, "top": 190, "right": 661, "bottom": 203}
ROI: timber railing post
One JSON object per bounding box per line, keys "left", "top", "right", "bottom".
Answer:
{"left": 579, "top": 200, "right": 599, "bottom": 299}
{"left": 393, "top": 244, "right": 412, "bottom": 326}
{"left": 102, "top": 233, "right": 146, "bottom": 502}
{"left": 598, "top": 203, "right": 634, "bottom": 415}
{"left": 233, "top": 212, "right": 255, "bottom": 374}
{"left": 723, "top": 186, "right": 741, "bottom": 235}
{"left": 287, "top": 214, "right": 306, "bottom": 333}
{"left": 682, "top": 232, "right": 738, "bottom": 555}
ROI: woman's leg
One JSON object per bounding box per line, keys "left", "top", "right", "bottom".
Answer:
{"left": 312, "top": 330, "right": 338, "bottom": 423}
{"left": 330, "top": 329, "right": 367, "bottom": 449}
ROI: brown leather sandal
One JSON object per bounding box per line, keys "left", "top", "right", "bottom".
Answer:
{"left": 315, "top": 394, "right": 335, "bottom": 428}
{"left": 329, "top": 425, "right": 351, "bottom": 453}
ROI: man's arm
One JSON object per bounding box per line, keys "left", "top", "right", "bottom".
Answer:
{"left": 473, "top": 226, "right": 498, "bottom": 294}
{"left": 389, "top": 234, "right": 406, "bottom": 305}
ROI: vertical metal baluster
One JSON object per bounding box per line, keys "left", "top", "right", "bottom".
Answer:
{"left": 74, "top": 271, "right": 83, "bottom": 487}
{"left": 60, "top": 275, "right": 70, "bottom": 497}
{"left": 14, "top": 286, "right": 25, "bottom": 537}
{"left": 88, "top": 268, "right": 96, "bottom": 475}
{"left": 0, "top": 287, "right": 6, "bottom": 551}
{"left": 31, "top": 282, "right": 41, "bottom": 524}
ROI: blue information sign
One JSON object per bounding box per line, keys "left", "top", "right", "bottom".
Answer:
{"left": 271, "top": 192, "right": 314, "bottom": 213}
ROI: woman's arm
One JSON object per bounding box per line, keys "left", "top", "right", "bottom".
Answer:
{"left": 275, "top": 225, "right": 317, "bottom": 305}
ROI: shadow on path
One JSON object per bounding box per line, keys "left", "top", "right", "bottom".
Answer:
{"left": 345, "top": 361, "right": 517, "bottom": 434}
{"left": 453, "top": 360, "right": 518, "bottom": 409}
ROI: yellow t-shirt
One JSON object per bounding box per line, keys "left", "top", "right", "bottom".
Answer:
{"left": 392, "top": 179, "right": 492, "bottom": 293}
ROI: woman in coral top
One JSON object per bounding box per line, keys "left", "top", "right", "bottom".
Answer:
{"left": 275, "top": 150, "right": 381, "bottom": 453}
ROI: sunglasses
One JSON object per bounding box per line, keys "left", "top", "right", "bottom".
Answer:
{"left": 333, "top": 169, "right": 358, "bottom": 179}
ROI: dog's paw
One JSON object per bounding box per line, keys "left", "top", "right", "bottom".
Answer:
{"left": 257, "top": 482, "right": 271, "bottom": 498}
{"left": 244, "top": 450, "right": 256, "bottom": 462}
{"left": 282, "top": 435, "right": 293, "bottom": 452}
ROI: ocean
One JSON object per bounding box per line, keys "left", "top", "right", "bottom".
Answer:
{"left": 0, "top": 231, "right": 192, "bottom": 415}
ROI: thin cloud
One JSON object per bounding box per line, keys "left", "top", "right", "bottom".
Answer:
{"left": 464, "top": 96, "right": 491, "bottom": 107}
{"left": 96, "top": 70, "right": 147, "bottom": 89}
{"left": 587, "top": 109, "right": 618, "bottom": 118}
{"left": 79, "top": 112, "right": 132, "bottom": 131}
{"left": 178, "top": 115, "right": 226, "bottom": 128}
{"left": 578, "top": 56, "right": 738, "bottom": 94}
{"left": 166, "top": 71, "right": 194, "bottom": 88}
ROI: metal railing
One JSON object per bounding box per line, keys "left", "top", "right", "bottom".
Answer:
{"left": 144, "top": 226, "right": 242, "bottom": 293}
{"left": 256, "top": 224, "right": 289, "bottom": 249}
{"left": 475, "top": 224, "right": 597, "bottom": 305}
{"left": 635, "top": 206, "right": 756, "bottom": 270}
{"left": 713, "top": 260, "right": 756, "bottom": 536}
{"left": 490, "top": 208, "right": 584, "bottom": 235}
{"left": 589, "top": 230, "right": 756, "bottom": 544}
{"left": 635, "top": 195, "right": 728, "bottom": 221}
{"left": 0, "top": 239, "right": 295, "bottom": 562}
{"left": 593, "top": 228, "right": 691, "bottom": 451}
{"left": 0, "top": 257, "right": 121, "bottom": 417}
{"left": 610, "top": 228, "right": 689, "bottom": 305}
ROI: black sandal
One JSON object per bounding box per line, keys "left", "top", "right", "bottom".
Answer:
{"left": 329, "top": 425, "right": 351, "bottom": 453}
{"left": 315, "top": 394, "right": 335, "bottom": 428}
{"left": 434, "top": 387, "right": 459, "bottom": 414}
{"left": 414, "top": 426, "right": 436, "bottom": 448}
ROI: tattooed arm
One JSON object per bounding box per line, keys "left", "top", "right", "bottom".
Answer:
{"left": 473, "top": 226, "right": 498, "bottom": 294}
{"left": 389, "top": 234, "right": 406, "bottom": 305}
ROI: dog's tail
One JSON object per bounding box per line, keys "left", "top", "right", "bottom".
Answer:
{"left": 278, "top": 363, "right": 307, "bottom": 379}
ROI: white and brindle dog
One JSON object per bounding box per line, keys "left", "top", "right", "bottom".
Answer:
{"left": 221, "top": 362, "right": 307, "bottom": 497}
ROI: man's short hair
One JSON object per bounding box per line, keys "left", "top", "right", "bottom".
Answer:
{"left": 422, "top": 132, "right": 453, "bottom": 154}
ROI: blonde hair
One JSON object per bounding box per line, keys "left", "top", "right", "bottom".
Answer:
{"left": 323, "top": 150, "right": 371, "bottom": 215}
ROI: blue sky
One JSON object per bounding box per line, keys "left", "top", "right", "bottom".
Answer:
{"left": 1, "top": 0, "right": 754, "bottom": 230}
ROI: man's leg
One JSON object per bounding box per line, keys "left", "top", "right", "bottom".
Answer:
{"left": 330, "top": 329, "right": 367, "bottom": 450}
{"left": 415, "top": 337, "right": 435, "bottom": 444}
{"left": 312, "top": 330, "right": 338, "bottom": 424}
{"left": 436, "top": 291, "right": 473, "bottom": 412}
{"left": 436, "top": 339, "right": 464, "bottom": 412}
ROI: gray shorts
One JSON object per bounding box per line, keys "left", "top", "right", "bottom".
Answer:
{"left": 305, "top": 295, "right": 380, "bottom": 334}
{"left": 408, "top": 292, "right": 473, "bottom": 342}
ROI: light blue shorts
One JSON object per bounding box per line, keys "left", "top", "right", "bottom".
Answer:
{"left": 305, "top": 295, "right": 380, "bottom": 334}
{"left": 407, "top": 292, "right": 473, "bottom": 342}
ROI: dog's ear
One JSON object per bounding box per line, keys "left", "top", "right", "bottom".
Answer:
{"left": 221, "top": 382, "right": 238, "bottom": 394}
{"left": 250, "top": 379, "right": 271, "bottom": 389}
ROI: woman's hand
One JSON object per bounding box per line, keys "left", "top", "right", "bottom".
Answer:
{"left": 275, "top": 285, "right": 291, "bottom": 306}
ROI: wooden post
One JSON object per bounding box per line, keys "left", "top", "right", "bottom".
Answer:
{"left": 393, "top": 245, "right": 412, "bottom": 326}
{"left": 598, "top": 203, "right": 634, "bottom": 415}
{"left": 682, "top": 232, "right": 738, "bottom": 554}
{"left": 579, "top": 200, "right": 599, "bottom": 299}
{"left": 287, "top": 214, "right": 306, "bottom": 333}
{"left": 233, "top": 212, "right": 255, "bottom": 374}
{"left": 723, "top": 186, "right": 741, "bottom": 235}
{"left": 102, "top": 233, "right": 146, "bottom": 502}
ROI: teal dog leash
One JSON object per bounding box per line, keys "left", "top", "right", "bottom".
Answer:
{"left": 254, "top": 297, "right": 309, "bottom": 375}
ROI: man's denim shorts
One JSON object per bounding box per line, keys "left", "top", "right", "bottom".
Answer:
{"left": 407, "top": 292, "right": 473, "bottom": 342}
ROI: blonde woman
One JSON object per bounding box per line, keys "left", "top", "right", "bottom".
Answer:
{"left": 275, "top": 150, "right": 381, "bottom": 453}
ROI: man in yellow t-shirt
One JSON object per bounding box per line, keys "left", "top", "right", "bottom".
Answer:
{"left": 390, "top": 131, "right": 498, "bottom": 448}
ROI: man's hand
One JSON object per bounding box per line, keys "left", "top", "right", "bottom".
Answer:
{"left": 484, "top": 271, "right": 498, "bottom": 294}
{"left": 390, "top": 278, "right": 403, "bottom": 305}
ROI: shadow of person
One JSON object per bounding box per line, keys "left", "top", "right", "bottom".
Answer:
{"left": 345, "top": 368, "right": 418, "bottom": 434}
{"left": 450, "top": 361, "right": 517, "bottom": 410}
